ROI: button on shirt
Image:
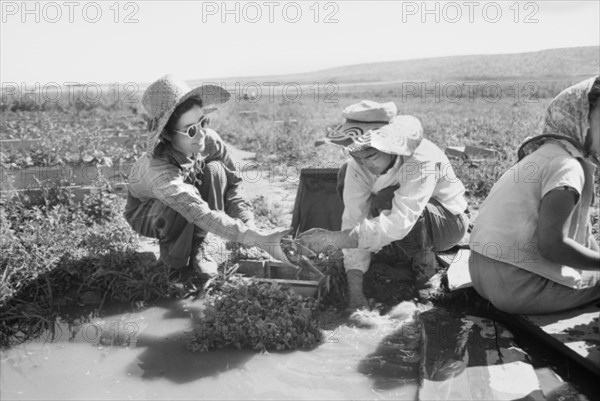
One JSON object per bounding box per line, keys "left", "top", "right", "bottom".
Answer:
{"left": 125, "top": 129, "right": 252, "bottom": 243}
{"left": 343, "top": 138, "right": 468, "bottom": 272}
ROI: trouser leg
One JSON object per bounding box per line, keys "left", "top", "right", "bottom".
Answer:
{"left": 191, "top": 160, "right": 228, "bottom": 238}
{"left": 191, "top": 161, "right": 228, "bottom": 272}
{"left": 124, "top": 193, "right": 194, "bottom": 269}
{"left": 389, "top": 198, "right": 468, "bottom": 287}
{"left": 123, "top": 161, "right": 231, "bottom": 270}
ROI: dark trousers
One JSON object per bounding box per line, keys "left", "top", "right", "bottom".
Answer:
{"left": 124, "top": 161, "right": 228, "bottom": 269}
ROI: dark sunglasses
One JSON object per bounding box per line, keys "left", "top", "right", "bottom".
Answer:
{"left": 173, "top": 115, "right": 210, "bottom": 138}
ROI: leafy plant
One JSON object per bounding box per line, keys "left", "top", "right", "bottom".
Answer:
{"left": 188, "top": 275, "right": 322, "bottom": 353}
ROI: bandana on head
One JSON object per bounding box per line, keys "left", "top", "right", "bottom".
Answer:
{"left": 518, "top": 76, "right": 599, "bottom": 162}
{"left": 518, "top": 76, "right": 599, "bottom": 248}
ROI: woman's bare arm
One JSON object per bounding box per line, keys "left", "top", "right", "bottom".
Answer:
{"left": 538, "top": 189, "right": 600, "bottom": 270}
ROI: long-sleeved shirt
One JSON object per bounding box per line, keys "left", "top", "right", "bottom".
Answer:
{"left": 125, "top": 129, "right": 253, "bottom": 243}
{"left": 342, "top": 138, "right": 468, "bottom": 271}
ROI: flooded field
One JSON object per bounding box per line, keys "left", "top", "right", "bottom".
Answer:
{"left": 0, "top": 300, "right": 421, "bottom": 400}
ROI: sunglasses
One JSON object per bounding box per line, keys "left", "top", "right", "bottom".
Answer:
{"left": 173, "top": 115, "right": 211, "bottom": 138}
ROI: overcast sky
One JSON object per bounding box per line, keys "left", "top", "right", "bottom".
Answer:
{"left": 1, "top": 0, "right": 598, "bottom": 85}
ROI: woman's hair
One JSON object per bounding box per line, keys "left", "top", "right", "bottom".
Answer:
{"left": 588, "top": 76, "right": 600, "bottom": 112}
{"left": 153, "top": 97, "right": 203, "bottom": 156}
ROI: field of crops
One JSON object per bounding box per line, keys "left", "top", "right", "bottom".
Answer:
{"left": 1, "top": 79, "right": 597, "bottom": 346}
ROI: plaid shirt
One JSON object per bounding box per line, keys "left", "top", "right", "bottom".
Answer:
{"left": 125, "top": 129, "right": 253, "bottom": 243}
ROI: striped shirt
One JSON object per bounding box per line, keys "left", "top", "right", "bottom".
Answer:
{"left": 125, "top": 129, "right": 253, "bottom": 243}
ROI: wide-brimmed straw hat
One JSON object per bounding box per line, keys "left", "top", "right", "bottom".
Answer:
{"left": 316, "top": 100, "right": 423, "bottom": 156}
{"left": 142, "top": 74, "right": 231, "bottom": 151}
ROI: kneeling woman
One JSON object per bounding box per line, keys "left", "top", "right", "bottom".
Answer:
{"left": 469, "top": 76, "right": 600, "bottom": 314}
{"left": 124, "top": 75, "right": 289, "bottom": 279}
{"left": 298, "top": 100, "right": 470, "bottom": 310}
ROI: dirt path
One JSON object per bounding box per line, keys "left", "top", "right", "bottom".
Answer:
{"left": 228, "top": 146, "right": 297, "bottom": 212}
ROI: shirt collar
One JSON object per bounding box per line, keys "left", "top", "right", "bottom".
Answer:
{"left": 157, "top": 144, "right": 197, "bottom": 169}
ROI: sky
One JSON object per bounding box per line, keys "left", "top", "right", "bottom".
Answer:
{"left": 1, "top": 0, "right": 599, "bottom": 86}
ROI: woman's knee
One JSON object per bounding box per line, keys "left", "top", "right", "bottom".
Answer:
{"left": 425, "top": 203, "right": 468, "bottom": 251}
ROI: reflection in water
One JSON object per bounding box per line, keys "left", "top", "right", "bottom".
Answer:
{"left": 0, "top": 299, "right": 419, "bottom": 400}
{"left": 355, "top": 303, "right": 422, "bottom": 392}
{"left": 130, "top": 301, "right": 256, "bottom": 384}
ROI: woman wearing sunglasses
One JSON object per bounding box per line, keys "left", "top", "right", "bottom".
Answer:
{"left": 124, "top": 74, "right": 291, "bottom": 281}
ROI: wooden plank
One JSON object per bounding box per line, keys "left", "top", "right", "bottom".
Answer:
{"left": 445, "top": 146, "right": 465, "bottom": 159}
{"left": 0, "top": 184, "right": 127, "bottom": 203}
{"left": 0, "top": 139, "right": 42, "bottom": 150}
{"left": 440, "top": 249, "right": 473, "bottom": 291}
{"left": 464, "top": 145, "right": 499, "bottom": 159}
{"left": 1, "top": 163, "right": 134, "bottom": 190}
{"left": 418, "top": 308, "right": 545, "bottom": 401}
{"left": 0, "top": 134, "right": 145, "bottom": 151}
{"left": 445, "top": 145, "right": 498, "bottom": 161}
{"left": 506, "top": 305, "right": 600, "bottom": 376}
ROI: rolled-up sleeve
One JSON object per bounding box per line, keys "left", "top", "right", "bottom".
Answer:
{"left": 149, "top": 163, "right": 249, "bottom": 243}
{"left": 341, "top": 161, "right": 373, "bottom": 272}
{"left": 355, "top": 159, "right": 438, "bottom": 252}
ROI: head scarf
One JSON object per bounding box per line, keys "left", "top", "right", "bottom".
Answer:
{"left": 518, "top": 76, "right": 599, "bottom": 247}
{"left": 518, "top": 76, "right": 599, "bottom": 162}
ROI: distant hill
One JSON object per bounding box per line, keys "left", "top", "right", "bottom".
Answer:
{"left": 191, "top": 46, "right": 599, "bottom": 85}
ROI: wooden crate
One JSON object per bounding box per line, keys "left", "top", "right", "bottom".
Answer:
{"left": 236, "top": 259, "right": 323, "bottom": 298}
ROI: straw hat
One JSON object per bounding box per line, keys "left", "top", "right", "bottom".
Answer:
{"left": 316, "top": 100, "right": 423, "bottom": 156}
{"left": 141, "top": 74, "right": 231, "bottom": 151}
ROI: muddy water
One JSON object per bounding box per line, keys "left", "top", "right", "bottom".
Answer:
{"left": 0, "top": 300, "right": 420, "bottom": 400}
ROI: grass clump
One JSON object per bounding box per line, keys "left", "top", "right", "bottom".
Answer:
{"left": 0, "top": 185, "right": 201, "bottom": 347}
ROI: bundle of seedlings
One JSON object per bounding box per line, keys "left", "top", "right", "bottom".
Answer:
{"left": 226, "top": 241, "right": 270, "bottom": 262}
{"left": 225, "top": 237, "right": 349, "bottom": 310}
{"left": 311, "top": 252, "right": 347, "bottom": 310}
{"left": 188, "top": 274, "right": 322, "bottom": 353}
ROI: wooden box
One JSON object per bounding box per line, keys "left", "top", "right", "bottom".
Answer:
{"left": 235, "top": 260, "right": 324, "bottom": 299}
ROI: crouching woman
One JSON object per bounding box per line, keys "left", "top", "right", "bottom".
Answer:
{"left": 469, "top": 76, "right": 600, "bottom": 314}
{"left": 297, "top": 100, "right": 470, "bottom": 310}
{"left": 124, "top": 74, "right": 289, "bottom": 279}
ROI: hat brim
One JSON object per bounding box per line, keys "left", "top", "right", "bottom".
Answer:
{"left": 146, "top": 85, "right": 231, "bottom": 152}
{"left": 316, "top": 115, "right": 424, "bottom": 157}
{"left": 314, "top": 121, "right": 387, "bottom": 152}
